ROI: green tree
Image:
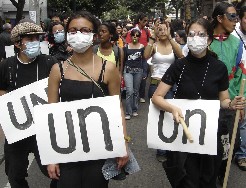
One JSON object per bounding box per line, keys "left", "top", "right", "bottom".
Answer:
{"left": 48, "top": 0, "right": 118, "bottom": 17}
{"left": 10, "top": 0, "right": 25, "bottom": 23}
{"left": 101, "top": 5, "right": 133, "bottom": 21}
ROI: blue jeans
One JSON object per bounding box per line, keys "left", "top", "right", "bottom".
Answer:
{"left": 148, "top": 82, "right": 174, "bottom": 156}
{"left": 236, "top": 117, "right": 246, "bottom": 159}
{"left": 123, "top": 68, "right": 143, "bottom": 116}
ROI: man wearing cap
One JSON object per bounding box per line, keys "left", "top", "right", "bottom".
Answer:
{"left": 0, "top": 20, "right": 57, "bottom": 187}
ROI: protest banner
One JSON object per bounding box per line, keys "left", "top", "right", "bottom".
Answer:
{"left": 147, "top": 99, "right": 220, "bottom": 155}
{"left": 0, "top": 78, "right": 48, "bottom": 144}
{"left": 33, "top": 95, "right": 126, "bottom": 165}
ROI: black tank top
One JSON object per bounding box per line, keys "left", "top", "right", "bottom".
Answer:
{"left": 58, "top": 59, "right": 109, "bottom": 102}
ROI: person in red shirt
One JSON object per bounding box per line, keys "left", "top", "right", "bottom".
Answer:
{"left": 126, "top": 13, "right": 150, "bottom": 46}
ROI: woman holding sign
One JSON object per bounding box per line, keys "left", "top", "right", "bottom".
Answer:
{"left": 152, "top": 18, "right": 245, "bottom": 188}
{"left": 47, "top": 11, "right": 128, "bottom": 188}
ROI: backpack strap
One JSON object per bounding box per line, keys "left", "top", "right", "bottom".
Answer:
{"left": 98, "top": 58, "right": 107, "bottom": 83}
{"left": 93, "top": 44, "right": 99, "bottom": 54}
{"left": 112, "top": 44, "right": 120, "bottom": 67}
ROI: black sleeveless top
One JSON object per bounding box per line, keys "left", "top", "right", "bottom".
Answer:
{"left": 58, "top": 59, "right": 109, "bottom": 102}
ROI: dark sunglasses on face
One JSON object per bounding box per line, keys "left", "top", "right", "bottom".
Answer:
{"left": 131, "top": 33, "right": 140, "bottom": 37}
{"left": 68, "top": 27, "right": 93, "bottom": 34}
{"left": 224, "top": 12, "right": 238, "bottom": 22}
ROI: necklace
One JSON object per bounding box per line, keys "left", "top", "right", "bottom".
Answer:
{"left": 15, "top": 55, "right": 38, "bottom": 88}
{"left": 173, "top": 60, "right": 210, "bottom": 99}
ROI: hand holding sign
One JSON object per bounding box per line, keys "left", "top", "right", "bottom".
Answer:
{"left": 179, "top": 117, "right": 194, "bottom": 143}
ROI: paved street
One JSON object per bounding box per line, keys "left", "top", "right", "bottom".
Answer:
{"left": 0, "top": 92, "right": 246, "bottom": 187}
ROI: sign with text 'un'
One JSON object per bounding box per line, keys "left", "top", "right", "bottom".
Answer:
{"left": 0, "top": 78, "right": 48, "bottom": 144}
{"left": 34, "top": 95, "right": 126, "bottom": 165}
{"left": 147, "top": 99, "right": 220, "bottom": 155}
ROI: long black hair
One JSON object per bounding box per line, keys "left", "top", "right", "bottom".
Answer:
{"left": 211, "top": 2, "right": 234, "bottom": 28}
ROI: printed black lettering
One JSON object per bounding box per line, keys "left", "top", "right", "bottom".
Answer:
{"left": 182, "top": 109, "right": 206, "bottom": 145}
{"left": 7, "top": 96, "right": 33, "bottom": 130}
{"left": 77, "top": 106, "right": 113, "bottom": 153}
{"left": 48, "top": 111, "right": 76, "bottom": 154}
{"left": 158, "top": 110, "right": 179, "bottom": 143}
{"left": 44, "top": 87, "right": 48, "bottom": 95}
{"left": 30, "top": 93, "right": 48, "bottom": 106}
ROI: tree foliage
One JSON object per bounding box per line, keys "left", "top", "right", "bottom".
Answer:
{"left": 47, "top": 0, "right": 118, "bottom": 17}
{"left": 10, "top": 0, "right": 25, "bottom": 23}
{"left": 101, "top": 5, "right": 134, "bottom": 21}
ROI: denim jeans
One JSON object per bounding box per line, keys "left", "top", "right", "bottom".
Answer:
{"left": 235, "top": 117, "right": 246, "bottom": 159}
{"left": 123, "top": 68, "right": 143, "bottom": 116}
{"left": 148, "top": 82, "right": 174, "bottom": 156}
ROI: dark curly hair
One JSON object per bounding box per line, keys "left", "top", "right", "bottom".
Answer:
{"left": 66, "top": 11, "right": 100, "bottom": 34}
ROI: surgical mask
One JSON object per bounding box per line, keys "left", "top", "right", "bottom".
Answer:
{"left": 23, "top": 41, "right": 41, "bottom": 59}
{"left": 187, "top": 36, "right": 208, "bottom": 55}
{"left": 54, "top": 32, "right": 65, "bottom": 43}
{"left": 67, "top": 32, "right": 94, "bottom": 53}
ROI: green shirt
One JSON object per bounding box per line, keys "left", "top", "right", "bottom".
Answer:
{"left": 210, "top": 34, "right": 245, "bottom": 99}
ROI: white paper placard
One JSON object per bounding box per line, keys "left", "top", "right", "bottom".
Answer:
{"left": 0, "top": 78, "right": 48, "bottom": 144}
{"left": 34, "top": 95, "right": 126, "bottom": 165}
{"left": 29, "top": 11, "right": 37, "bottom": 23}
{"left": 147, "top": 99, "right": 220, "bottom": 155}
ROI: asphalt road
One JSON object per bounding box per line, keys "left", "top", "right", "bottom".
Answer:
{"left": 0, "top": 92, "right": 246, "bottom": 188}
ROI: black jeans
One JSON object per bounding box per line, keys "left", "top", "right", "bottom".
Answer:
{"left": 4, "top": 136, "right": 50, "bottom": 188}
{"left": 57, "top": 160, "right": 108, "bottom": 188}
{"left": 218, "top": 109, "right": 240, "bottom": 178}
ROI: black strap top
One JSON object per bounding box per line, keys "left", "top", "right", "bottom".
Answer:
{"left": 58, "top": 59, "right": 109, "bottom": 102}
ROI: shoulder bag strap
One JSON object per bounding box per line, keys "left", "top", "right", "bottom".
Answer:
{"left": 66, "top": 59, "right": 105, "bottom": 96}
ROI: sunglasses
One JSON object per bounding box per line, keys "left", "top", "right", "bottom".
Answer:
{"left": 68, "top": 27, "right": 93, "bottom": 34}
{"left": 131, "top": 33, "right": 140, "bottom": 37}
{"left": 224, "top": 12, "right": 238, "bottom": 22}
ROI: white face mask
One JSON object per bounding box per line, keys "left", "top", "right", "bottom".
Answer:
{"left": 67, "top": 32, "right": 94, "bottom": 53}
{"left": 187, "top": 36, "right": 208, "bottom": 55}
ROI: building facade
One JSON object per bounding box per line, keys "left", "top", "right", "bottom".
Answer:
{"left": 0, "top": 0, "right": 47, "bottom": 25}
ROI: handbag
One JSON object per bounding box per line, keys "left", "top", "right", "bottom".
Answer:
{"left": 102, "top": 148, "right": 140, "bottom": 180}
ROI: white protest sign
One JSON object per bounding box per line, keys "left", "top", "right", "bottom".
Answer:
{"left": 147, "top": 99, "right": 220, "bottom": 155}
{"left": 40, "top": 41, "right": 49, "bottom": 55}
{"left": 34, "top": 95, "right": 126, "bottom": 165}
{"left": 5, "top": 45, "right": 15, "bottom": 58}
{"left": 29, "top": 11, "right": 37, "bottom": 23}
{"left": 0, "top": 78, "right": 48, "bottom": 144}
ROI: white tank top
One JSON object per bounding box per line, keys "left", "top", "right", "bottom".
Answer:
{"left": 151, "top": 45, "right": 175, "bottom": 79}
